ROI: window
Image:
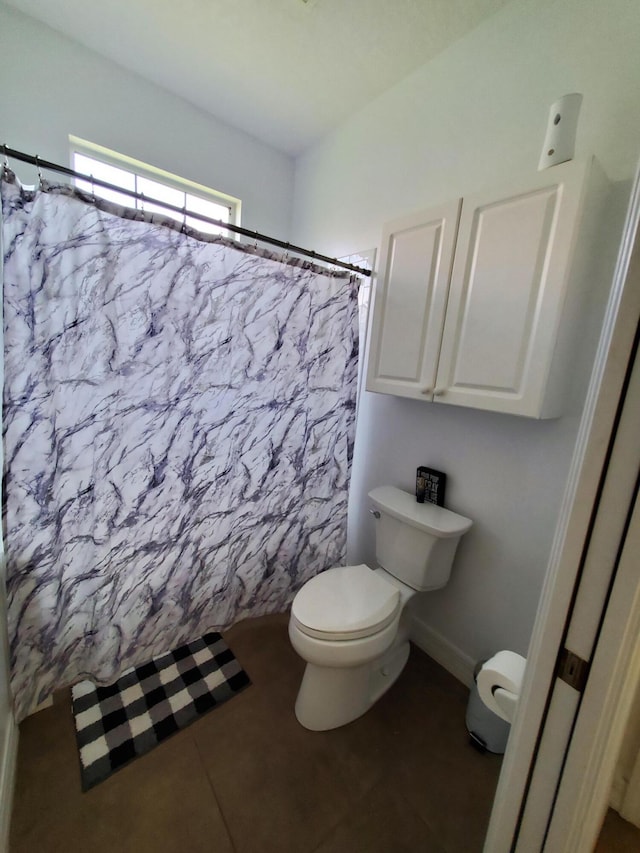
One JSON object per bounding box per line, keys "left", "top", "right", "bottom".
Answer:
{"left": 69, "top": 136, "right": 241, "bottom": 237}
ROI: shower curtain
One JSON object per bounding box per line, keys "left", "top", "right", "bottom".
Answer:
{"left": 1, "top": 170, "right": 358, "bottom": 720}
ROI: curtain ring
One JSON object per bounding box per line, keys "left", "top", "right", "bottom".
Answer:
{"left": 35, "top": 154, "right": 43, "bottom": 189}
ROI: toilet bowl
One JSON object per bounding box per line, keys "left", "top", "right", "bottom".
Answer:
{"left": 288, "top": 486, "right": 472, "bottom": 731}
{"left": 289, "top": 564, "right": 415, "bottom": 731}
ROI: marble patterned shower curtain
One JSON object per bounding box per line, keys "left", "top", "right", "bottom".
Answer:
{"left": 1, "top": 170, "right": 358, "bottom": 720}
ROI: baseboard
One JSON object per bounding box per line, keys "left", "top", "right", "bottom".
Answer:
{"left": 0, "top": 714, "right": 18, "bottom": 853}
{"left": 410, "top": 617, "right": 475, "bottom": 689}
{"left": 609, "top": 774, "right": 625, "bottom": 813}
{"left": 26, "top": 695, "right": 53, "bottom": 717}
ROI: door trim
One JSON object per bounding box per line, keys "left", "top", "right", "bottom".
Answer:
{"left": 483, "top": 159, "right": 640, "bottom": 852}
{"left": 545, "top": 477, "right": 640, "bottom": 850}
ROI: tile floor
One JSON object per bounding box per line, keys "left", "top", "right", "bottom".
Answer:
{"left": 11, "top": 613, "right": 640, "bottom": 853}
{"left": 10, "top": 614, "right": 502, "bottom": 853}
{"left": 596, "top": 809, "right": 640, "bottom": 853}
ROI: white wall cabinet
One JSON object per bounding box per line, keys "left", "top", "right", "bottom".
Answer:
{"left": 366, "top": 159, "right": 607, "bottom": 418}
{"left": 364, "top": 199, "right": 461, "bottom": 400}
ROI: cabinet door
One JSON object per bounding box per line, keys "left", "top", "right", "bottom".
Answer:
{"left": 366, "top": 200, "right": 461, "bottom": 399}
{"left": 434, "top": 160, "right": 590, "bottom": 417}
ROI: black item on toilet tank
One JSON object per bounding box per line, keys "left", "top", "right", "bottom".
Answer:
{"left": 416, "top": 467, "right": 446, "bottom": 506}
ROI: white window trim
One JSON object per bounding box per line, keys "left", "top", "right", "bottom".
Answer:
{"left": 68, "top": 135, "right": 241, "bottom": 227}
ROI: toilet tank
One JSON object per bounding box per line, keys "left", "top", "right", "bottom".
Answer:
{"left": 368, "top": 486, "right": 472, "bottom": 592}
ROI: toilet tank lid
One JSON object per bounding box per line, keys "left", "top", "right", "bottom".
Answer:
{"left": 368, "top": 486, "right": 472, "bottom": 537}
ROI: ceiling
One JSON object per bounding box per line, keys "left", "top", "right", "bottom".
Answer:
{"left": 5, "top": 0, "right": 512, "bottom": 156}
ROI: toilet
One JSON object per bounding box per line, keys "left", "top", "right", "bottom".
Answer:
{"left": 288, "top": 485, "right": 472, "bottom": 731}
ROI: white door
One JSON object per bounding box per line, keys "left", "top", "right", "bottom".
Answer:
{"left": 365, "top": 200, "right": 460, "bottom": 399}
{"left": 484, "top": 158, "right": 640, "bottom": 851}
{"left": 436, "top": 160, "right": 590, "bottom": 417}
{"left": 545, "top": 483, "right": 640, "bottom": 851}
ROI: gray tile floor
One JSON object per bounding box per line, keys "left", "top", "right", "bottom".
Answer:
{"left": 16, "top": 613, "right": 616, "bottom": 852}
{"left": 596, "top": 808, "right": 640, "bottom": 852}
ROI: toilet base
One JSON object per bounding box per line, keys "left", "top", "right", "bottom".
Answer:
{"left": 294, "top": 640, "right": 411, "bottom": 731}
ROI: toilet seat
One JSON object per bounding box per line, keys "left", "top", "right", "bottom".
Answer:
{"left": 291, "top": 564, "right": 401, "bottom": 641}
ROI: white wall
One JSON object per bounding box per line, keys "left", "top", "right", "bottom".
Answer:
{"left": 1, "top": 0, "right": 639, "bottom": 682}
{"left": 291, "top": 0, "right": 640, "bottom": 670}
{"left": 611, "top": 677, "right": 640, "bottom": 825}
{"left": 0, "top": 3, "right": 294, "bottom": 239}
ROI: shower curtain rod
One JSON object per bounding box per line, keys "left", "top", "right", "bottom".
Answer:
{"left": 1, "top": 145, "right": 372, "bottom": 277}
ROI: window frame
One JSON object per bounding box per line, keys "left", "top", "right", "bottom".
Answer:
{"left": 68, "top": 135, "right": 242, "bottom": 231}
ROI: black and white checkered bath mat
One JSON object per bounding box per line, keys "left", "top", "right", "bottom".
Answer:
{"left": 71, "top": 632, "right": 250, "bottom": 790}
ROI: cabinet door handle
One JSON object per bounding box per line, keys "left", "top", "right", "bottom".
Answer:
{"left": 421, "top": 387, "right": 433, "bottom": 395}
{"left": 433, "top": 387, "right": 446, "bottom": 396}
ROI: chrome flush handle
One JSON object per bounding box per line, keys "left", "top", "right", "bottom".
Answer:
{"left": 369, "top": 509, "right": 381, "bottom": 519}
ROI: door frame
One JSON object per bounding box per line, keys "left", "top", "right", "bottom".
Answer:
{"left": 546, "top": 465, "right": 640, "bottom": 850}
{"left": 484, "top": 159, "right": 640, "bottom": 852}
